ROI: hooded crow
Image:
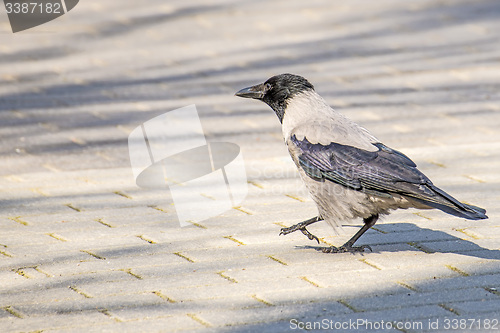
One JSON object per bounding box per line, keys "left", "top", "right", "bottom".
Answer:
{"left": 236, "top": 73, "right": 488, "bottom": 253}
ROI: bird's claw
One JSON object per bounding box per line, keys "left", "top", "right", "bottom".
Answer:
{"left": 280, "top": 225, "right": 320, "bottom": 244}
{"left": 279, "top": 224, "right": 301, "bottom": 236}
{"left": 300, "top": 228, "right": 320, "bottom": 244}
{"left": 322, "top": 244, "right": 372, "bottom": 253}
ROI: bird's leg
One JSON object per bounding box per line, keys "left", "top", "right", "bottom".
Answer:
{"left": 280, "top": 216, "right": 323, "bottom": 243}
{"left": 323, "top": 214, "right": 379, "bottom": 253}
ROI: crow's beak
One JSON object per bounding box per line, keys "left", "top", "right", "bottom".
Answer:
{"left": 235, "top": 83, "right": 266, "bottom": 100}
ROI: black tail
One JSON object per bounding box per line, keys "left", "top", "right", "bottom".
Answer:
{"left": 408, "top": 184, "right": 488, "bottom": 220}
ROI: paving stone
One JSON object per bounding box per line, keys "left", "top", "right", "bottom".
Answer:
{"left": 449, "top": 260, "right": 500, "bottom": 276}
{"left": 411, "top": 273, "right": 500, "bottom": 293}
{"left": 347, "top": 287, "right": 495, "bottom": 312}
{"left": 0, "top": 311, "right": 112, "bottom": 333}
{"left": 0, "top": 287, "right": 82, "bottom": 306}
{"left": 258, "top": 281, "right": 411, "bottom": 305}
{"left": 449, "top": 298, "right": 500, "bottom": 316}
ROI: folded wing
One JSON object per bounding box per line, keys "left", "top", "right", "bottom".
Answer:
{"left": 291, "top": 135, "right": 487, "bottom": 220}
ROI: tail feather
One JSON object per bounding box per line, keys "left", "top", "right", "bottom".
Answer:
{"left": 407, "top": 184, "right": 488, "bottom": 220}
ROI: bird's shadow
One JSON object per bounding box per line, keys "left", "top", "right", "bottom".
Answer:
{"left": 296, "top": 222, "right": 500, "bottom": 260}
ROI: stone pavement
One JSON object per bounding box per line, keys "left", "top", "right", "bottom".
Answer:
{"left": 1, "top": 0, "right": 500, "bottom": 332}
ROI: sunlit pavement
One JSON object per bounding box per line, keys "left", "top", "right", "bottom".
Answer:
{"left": 1, "top": 1, "right": 500, "bottom": 332}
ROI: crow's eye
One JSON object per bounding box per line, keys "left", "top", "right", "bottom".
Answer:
{"left": 265, "top": 83, "right": 272, "bottom": 91}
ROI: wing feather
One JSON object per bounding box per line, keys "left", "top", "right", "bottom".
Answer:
{"left": 290, "top": 134, "right": 487, "bottom": 220}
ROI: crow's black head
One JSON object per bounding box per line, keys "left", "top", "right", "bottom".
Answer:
{"left": 235, "top": 73, "right": 314, "bottom": 122}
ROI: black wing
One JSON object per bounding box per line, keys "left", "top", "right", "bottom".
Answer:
{"left": 291, "top": 135, "right": 487, "bottom": 220}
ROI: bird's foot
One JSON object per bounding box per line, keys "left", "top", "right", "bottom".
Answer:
{"left": 280, "top": 225, "right": 320, "bottom": 244}
{"left": 322, "top": 244, "right": 372, "bottom": 253}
